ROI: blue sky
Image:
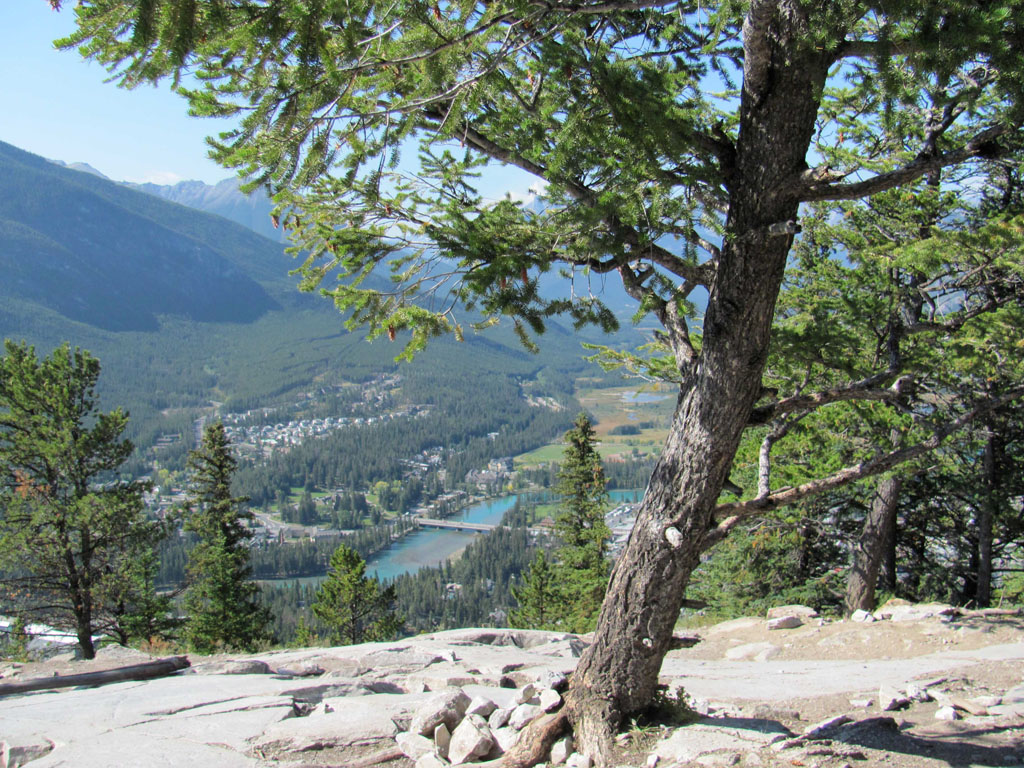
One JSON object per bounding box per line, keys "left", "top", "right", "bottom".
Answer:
{"left": 1, "top": 3, "right": 234, "bottom": 184}
{"left": 1, "top": 4, "right": 539, "bottom": 201}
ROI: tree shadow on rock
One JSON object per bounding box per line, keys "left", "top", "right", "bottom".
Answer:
{"left": 835, "top": 715, "right": 1024, "bottom": 767}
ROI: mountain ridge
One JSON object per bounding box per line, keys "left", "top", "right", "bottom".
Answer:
{"left": 0, "top": 140, "right": 297, "bottom": 332}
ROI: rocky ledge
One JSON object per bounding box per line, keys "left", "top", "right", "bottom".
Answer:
{"left": 2, "top": 604, "right": 1023, "bottom": 768}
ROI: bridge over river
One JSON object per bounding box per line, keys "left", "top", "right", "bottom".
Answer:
{"left": 412, "top": 517, "right": 548, "bottom": 535}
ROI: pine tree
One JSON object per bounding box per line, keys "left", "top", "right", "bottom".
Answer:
{"left": 312, "top": 543, "right": 402, "bottom": 645}
{"left": 0, "top": 340, "right": 158, "bottom": 659}
{"left": 183, "top": 423, "right": 271, "bottom": 653}
{"left": 510, "top": 550, "right": 558, "bottom": 630}
{"left": 514, "top": 414, "right": 611, "bottom": 632}
{"left": 109, "top": 547, "right": 179, "bottom": 646}
{"left": 552, "top": 414, "right": 611, "bottom": 632}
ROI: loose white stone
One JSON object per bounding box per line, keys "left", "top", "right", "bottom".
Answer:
{"left": 973, "top": 695, "right": 1003, "bottom": 708}
{"left": 879, "top": 686, "right": 909, "bottom": 712}
{"left": 1, "top": 739, "right": 55, "bottom": 768}
{"left": 434, "top": 723, "right": 451, "bottom": 759}
{"left": 550, "top": 735, "right": 573, "bottom": 765}
{"left": 767, "top": 616, "right": 802, "bottom": 631}
{"left": 493, "top": 726, "right": 520, "bottom": 754}
{"left": 466, "top": 695, "right": 498, "bottom": 719}
{"left": 848, "top": 699, "right": 873, "bottom": 709}
{"left": 415, "top": 753, "right": 449, "bottom": 768}
{"left": 489, "top": 706, "right": 512, "bottom": 730}
{"left": 448, "top": 714, "right": 494, "bottom": 765}
{"left": 516, "top": 683, "right": 539, "bottom": 705}
{"left": 409, "top": 688, "right": 471, "bottom": 736}
{"left": 724, "top": 642, "right": 778, "bottom": 661}
{"left": 536, "top": 670, "right": 568, "bottom": 691}
{"left": 509, "top": 703, "right": 542, "bottom": 731}
{"left": 566, "top": 752, "right": 593, "bottom": 768}
{"left": 905, "top": 683, "right": 931, "bottom": 702}
{"left": 802, "top": 714, "right": 852, "bottom": 738}
{"left": 396, "top": 732, "right": 435, "bottom": 760}
{"left": 935, "top": 706, "right": 960, "bottom": 721}
{"left": 540, "top": 689, "right": 562, "bottom": 712}
{"left": 850, "top": 609, "right": 874, "bottom": 623}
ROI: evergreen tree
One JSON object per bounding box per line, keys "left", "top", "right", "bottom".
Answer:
{"left": 108, "top": 546, "right": 180, "bottom": 646}
{"left": 552, "top": 414, "right": 611, "bottom": 631}
{"left": 183, "top": 423, "right": 271, "bottom": 653}
{"left": 293, "top": 615, "right": 316, "bottom": 648}
{"left": 298, "top": 490, "right": 318, "bottom": 526}
{"left": 510, "top": 551, "right": 558, "bottom": 630}
{"left": 312, "top": 543, "right": 402, "bottom": 645}
{"left": 515, "top": 414, "right": 611, "bottom": 632}
{"left": 0, "top": 340, "right": 158, "bottom": 659}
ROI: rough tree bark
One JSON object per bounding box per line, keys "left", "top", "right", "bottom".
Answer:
{"left": 879, "top": 502, "right": 898, "bottom": 595}
{"left": 844, "top": 474, "right": 904, "bottom": 616}
{"left": 565, "top": 3, "right": 831, "bottom": 762}
{"left": 976, "top": 428, "right": 999, "bottom": 607}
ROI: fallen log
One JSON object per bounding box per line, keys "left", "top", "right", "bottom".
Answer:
{"left": 0, "top": 655, "right": 190, "bottom": 697}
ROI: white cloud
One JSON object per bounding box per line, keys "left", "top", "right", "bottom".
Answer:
{"left": 494, "top": 179, "right": 549, "bottom": 206}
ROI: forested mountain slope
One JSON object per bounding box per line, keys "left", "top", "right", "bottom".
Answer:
{"left": 128, "top": 176, "right": 283, "bottom": 243}
{"left": 0, "top": 140, "right": 624, "bottom": 456}
{"left": 0, "top": 141, "right": 295, "bottom": 331}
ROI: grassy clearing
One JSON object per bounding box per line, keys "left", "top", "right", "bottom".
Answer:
{"left": 515, "top": 443, "right": 566, "bottom": 467}
{"left": 515, "top": 382, "right": 674, "bottom": 468}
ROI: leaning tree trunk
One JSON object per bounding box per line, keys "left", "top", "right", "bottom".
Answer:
{"left": 976, "top": 428, "right": 999, "bottom": 607}
{"left": 845, "top": 474, "right": 903, "bottom": 615}
{"left": 564, "top": 5, "right": 830, "bottom": 763}
{"left": 879, "top": 501, "right": 898, "bottom": 594}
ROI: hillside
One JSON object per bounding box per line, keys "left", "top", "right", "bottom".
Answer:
{"left": 0, "top": 141, "right": 295, "bottom": 332}
{"left": 0, "top": 141, "right": 636, "bottom": 457}
{"left": 128, "top": 177, "right": 284, "bottom": 243}
{"left": 127, "top": 174, "right": 647, "bottom": 320}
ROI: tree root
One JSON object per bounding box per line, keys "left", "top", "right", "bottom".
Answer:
{"left": 478, "top": 711, "right": 569, "bottom": 768}
{"left": 565, "top": 687, "right": 617, "bottom": 768}
{"left": 286, "top": 744, "right": 404, "bottom": 768}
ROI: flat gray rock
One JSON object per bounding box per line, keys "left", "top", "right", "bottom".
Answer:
{"left": 255, "top": 692, "right": 426, "bottom": 752}
{"left": 4, "top": 616, "right": 1022, "bottom": 767}
{"left": 766, "top": 605, "right": 818, "bottom": 620}
{"left": 653, "top": 718, "right": 790, "bottom": 764}
{"left": 723, "top": 642, "right": 778, "bottom": 661}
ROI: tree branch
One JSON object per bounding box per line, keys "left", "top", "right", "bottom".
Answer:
{"left": 799, "top": 124, "right": 1012, "bottom": 202}
{"left": 835, "top": 38, "right": 923, "bottom": 61}
{"left": 709, "top": 384, "right": 1024, "bottom": 543}
{"left": 757, "top": 412, "right": 808, "bottom": 497}
{"left": 748, "top": 370, "right": 907, "bottom": 425}
{"left": 452, "top": 119, "right": 714, "bottom": 287}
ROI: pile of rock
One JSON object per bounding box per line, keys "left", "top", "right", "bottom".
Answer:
{"left": 873, "top": 677, "right": 1011, "bottom": 720}
{"left": 850, "top": 598, "right": 958, "bottom": 624}
{"left": 394, "top": 677, "right": 590, "bottom": 767}
{"left": 764, "top": 604, "right": 820, "bottom": 631}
